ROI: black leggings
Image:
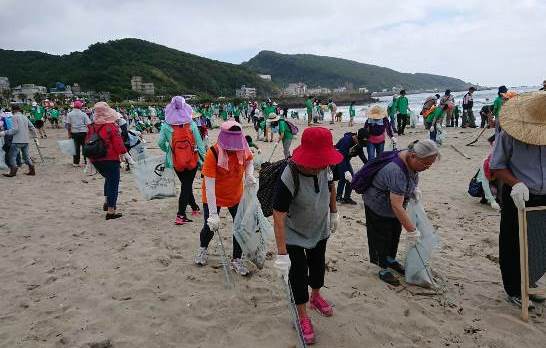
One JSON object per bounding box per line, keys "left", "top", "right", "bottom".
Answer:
{"left": 397, "top": 113, "right": 409, "bottom": 135}
{"left": 200, "top": 203, "right": 242, "bottom": 259}
{"left": 287, "top": 238, "right": 328, "bottom": 305}
{"left": 175, "top": 167, "right": 198, "bottom": 216}
{"left": 71, "top": 132, "right": 87, "bottom": 165}
{"left": 364, "top": 205, "right": 402, "bottom": 269}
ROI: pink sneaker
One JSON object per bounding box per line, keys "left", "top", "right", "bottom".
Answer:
{"left": 299, "top": 316, "right": 315, "bottom": 345}
{"left": 191, "top": 210, "right": 201, "bottom": 217}
{"left": 309, "top": 293, "right": 333, "bottom": 317}
{"left": 175, "top": 215, "right": 192, "bottom": 225}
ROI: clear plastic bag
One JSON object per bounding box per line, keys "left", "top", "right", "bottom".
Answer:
{"left": 405, "top": 199, "right": 439, "bottom": 288}
{"left": 57, "top": 139, "right": 76, "bottom": 156}
{"left": 233, "top": 183, "right": 274, "bottom": 269}
{"left": 409, "top": 110, "right": 418, "bottom": 128}
{"left": 436, "top": 128, "right": 447, "bottom": 145}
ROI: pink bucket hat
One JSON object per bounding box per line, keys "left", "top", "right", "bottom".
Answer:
{"left": 93, "top": 102, "right": 119, "bottom": 124}
{"left": 165, "top": 96, "right": 193, "bottom": 125}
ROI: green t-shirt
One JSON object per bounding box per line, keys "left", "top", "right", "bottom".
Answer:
{"left": 278, "top": 119, "right": 293, "bottom": 140}
{"left": 220, "top": 110, "right": 228, "bottom": 121}
{"left": 263, "top": 105, "right": 276, "bottom": 117}
{"left": 492, "top": 96, "right": 503, "bottom": 118}
{"left": 305, "top": 98, "right": 313, "bottom": 113}
{"left": 349, "top": 105, "right": 356, "bottom": 118}
{"left": 32, "top": 106, "right": 45, "bottom": 121}
{"left": 49, "top": 109, "right": 60, "bottom": 119}
{"left": 426, "top": 107, "right": 443, "bottom": 123}
{"left": 396, "top": 96, "right": 409, "bottom": 114}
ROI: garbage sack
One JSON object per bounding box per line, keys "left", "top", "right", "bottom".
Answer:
{"left": 436, "top": 128, "right": 447, "bottom": 145}
{"left": 405, "top": 199, "right": 439, "bottom": 288}
{"left": 233, "top": 183, "right": 274, "bottom": 269}
{"left": 409, "top": 110, "right": 418, "bottom": 128}
{"left": 57, "top": 139, "right": 76, "bottom": 156}
{"left": 129, "top": 142, "right": 147, "bottom": 162}
{"left": 133, "top": 155, "right": 177, "bottom": 200}
{"left": 253, "top": 151, "right": 264, "bottom": 170}
{"left": 0, "top": 138, "right": 7, "bottom": 170}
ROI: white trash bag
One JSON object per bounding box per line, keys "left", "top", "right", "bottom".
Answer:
{"left": 405, "top": 199, "right": 439, "bottom": 288}
{"left": 0, "top": 138, "right": 7, "bottom": 170}
{"left": 233, "top": 183, "right": 274, "bottom": 269}
{"left": 409, "top": 110, "right": 418, "bottom": 128}
{"left": 57, "top": 139, "right": 76, "bottom": 156}
{"left": 133, "top": 155, "right": 177, "bottom": 200}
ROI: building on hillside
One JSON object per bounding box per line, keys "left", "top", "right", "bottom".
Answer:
{"left": 131, "top": 76, "right": 155, "bottom": 95}
{"left": 72, "top": 83, "right": 81, "bottom": 94}
{"left": 333, "top": 87, "right": 347, "bottom": 94}
{"left": 258, "top": 74, "right": 271, "bottom": 81}
{"left": 358, "top": 87, "right": 369, "bottom": 94}
{"left": 235, "top": 85, "right": 257, "bottom": 99}
{"left": 49, "top": 85, "right": 74, "bottom": 98}
{"left": 307, "top": 86, "right": 331, "bottom": 96}
{"left": 0, "top": 77, "right": 10, "bottom": 92}
{"left": 98, "top": 91, "right": 111, "bottom": 101}
{"left": 11, "top": 84, "right": 47, "bottom": 102}
{"left": 284, "top": 82, "right": 307, "bottom": 97}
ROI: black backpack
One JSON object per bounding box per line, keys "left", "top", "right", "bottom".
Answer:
{"left": 83, "top": 124, "right": 107, "bottom": 159}
{"left": 258, "top": 159, "right": 299, "bottom": 217}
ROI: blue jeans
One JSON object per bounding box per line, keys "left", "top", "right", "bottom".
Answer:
{"left": 336, "top": 159, "right": 354, "bottom": 199}
{"left": 367, "top": 142, "right": 385, "bottom": 161}
{"left": 8, "top": 143, "right": 32, "bottom": 167}
{"left": 93, "top": 160, "right": 120, "bottom": 209}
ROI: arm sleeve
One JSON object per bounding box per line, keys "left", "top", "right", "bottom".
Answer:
{"left": 205, "top": 177, "right": 217, "bottom": 215}
{"left": 110, "top": 126, "right": 127, "bottom": 155}
{"left": 273, "top": 179, "right": 293, "bottom": 213}
{"left": 489, "top": 131, "right": 511, "bottom": 170}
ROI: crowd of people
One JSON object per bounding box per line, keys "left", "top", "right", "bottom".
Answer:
{"left": 0, "top": 81, "right": 545, "bottom": 345}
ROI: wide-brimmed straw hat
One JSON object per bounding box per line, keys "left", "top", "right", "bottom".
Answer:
{"left": 268, "top": 113, "right": 280, "bottom": 121}
{"left": 500, "top": 91, "right": 546, "bottom": 146}
{"left": 367, "top": 105, "right": 387, "bottom": 120}
{"left": 292, "top": 127, "right": 343, "bottom": 169}
{"left": 192, "top": 112, "right": 202, "bottom": 119}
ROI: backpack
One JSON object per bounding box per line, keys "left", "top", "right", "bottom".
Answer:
{"left": 284, "top": 120, "right": 299, "bottom": 135}
{"left": 351, "top": 151, "right": 406, "bottom": 194}
{"left": 257, "top": 159, "right": 299, "bottom": 217}
{"left": 468, "top": 170, "right": 483, "bottom": 198}
{"left": 83, "top": 124, "right": 107, "bottom": 159}
{"left": 171, "top": 123, "right": 198, "bottom": 171}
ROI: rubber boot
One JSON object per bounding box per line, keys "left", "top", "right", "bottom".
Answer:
{"left": 3, "top": 167, "right": 18, "bottom": 177}
{"left": 26, "top": 165, "right": 35, "bottom": 176}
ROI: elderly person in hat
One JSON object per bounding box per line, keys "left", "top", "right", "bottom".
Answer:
{"left": 490, "top": 92, "right": 546, "bottom": 307}
{"left": 87, "top": 102, "right": 130, "bottom": 220}
{"left": 364, "top": 105, "right": 396, "bottom": 160}
{"left": 362, "top": 139, "right": 440, "bottom": 286}
{"left": 67, "top": 100, "right": 91, "bottom": 167}
{"left": 158, "top": 96, "right": 206, "bottom": 225}
{"left": 272, "top": 127, "right": 342, "bottom": 345}
{"left": 194, "top": 120, "right": 255, "bottom": 276}
{"left": 266, "top": 112, "right": 280, "bottom": 143}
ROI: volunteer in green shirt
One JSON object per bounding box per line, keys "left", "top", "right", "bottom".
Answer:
{"left": 31, "top": 102, "right": 47, "bottom": 138}
{"left": 263, "top": 101, "right": 276, "bottom": 140}
{"left": 426, "top": 105, "right": 447, "bottom": 144}
{"left": 305, "top": 96, "right": 313, "bottom": 126}
{"left": 48, "top": 108, "right": 60, "bottom": 128}
{"left": 492, "top": 85, "right": 508, "bottom": 130}
{"left": 349, "top": 101, "right": 356, "bottom": 127}
{"left": 387, "top": 96, "right": 398, "bottom": 133}
{"left": 395, "top": 90, "right": 410, "bottom": 135}
{"left": 278, "top": 118, "right": 294, "bottom": 159}
{"left": 219, "top": 107, "right": 228, "bottom": 121}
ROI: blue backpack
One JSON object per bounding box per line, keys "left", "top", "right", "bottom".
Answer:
{"left": 351, "top": 150, "right": 407, "bottom": 194}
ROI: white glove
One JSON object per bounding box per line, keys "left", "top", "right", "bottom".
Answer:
{"left": 490, "top": 202, "right": 500, "bottom": 211}
{"left": 406, "top": 229, "right": 421, "bottom": 246}
{"left": 329, "top": 212, "right": 339, "bottom": 233}
{"left": 413, "top": 187, "right": 422, "bottom": 201}
{"left": 207, "top": 213, "right": 220, "bottom": 232}
{"left": 344, "top": 171, "right": 352, "bottom": 182}
{"left": 392, "top": 137, "right": 398, "bottom": 144}
{"left": 245, "top": 174, "right": 257, "bottom": 187}
{"left": 124, "top": 153, "right": 136, "bottom": 165}
{"left": 274, "top": 254, "right": 291, "bottom": 281}
{"left": 510, "top": 182, "right": 529, "bottom": 210}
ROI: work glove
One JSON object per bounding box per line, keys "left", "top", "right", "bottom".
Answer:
{"left": 510, "top": 182, "right": 529, "bottom": 210}
{"left": 124, "top": 153, "right": 136, "bottom": 165}
{"left": 329, "top": 212, "right": 339, "bottom": 233}
{"left": 490, "top": 202, "right": 500, "bottom": 211}
{"left": 207, "top": 213, "right": 220, "bottom": 232}
{"left": 344, "top": 171, "right": 353, "bottom": 182}
{"left": 274, "top": 254, "right": 291, "bottom": 281}
{"left": 392, "top": 137, "right": 398, "bottom": 144}
{"left": 413, "top": 186, "right": 423, "bottom": 201}
{"left": 406, "top": 229, "right": 421, "bottom": 247}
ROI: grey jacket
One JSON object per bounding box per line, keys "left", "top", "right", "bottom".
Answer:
{"left": 5, "top": 112, "right": 36, "bottom": 144}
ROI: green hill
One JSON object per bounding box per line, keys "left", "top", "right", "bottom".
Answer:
{"left": 0, "top": 39, "right": 276, "bottom": 98}
{"left": 242, "top": 51, "right": 471, "bottom": 92}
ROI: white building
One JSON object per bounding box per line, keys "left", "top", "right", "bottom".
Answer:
{"left": 235, "top": 85, "right": 257, "bottom": 99}
{"left": 307, "top": 86, "right": 331, "bottom": 96}
{"left": 11, "top": 84, "right": 47, "bottom": 102}
{"left": 333, "top": 87, "right": 347, "bottom": 94}
{"left": 358, "top": 87, "right": 369, "bottom": 94}
{"left": 131, "top": 76, "right": 155, "bottom": 95}
{"left": 284, "top": 82, "right": 307, "bottom": 97}
{"left": 0, "top": 77, "right": 10, "bottom": 92}
{"left": 258, "top": 74, "right": 272, "bottom": 81}
{"left": 142, "top": 82, "right": 155, "bottom": 95}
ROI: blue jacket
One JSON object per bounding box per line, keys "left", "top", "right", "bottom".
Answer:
{"left": 335, "top": 132, "right": 367, "bottom": 163}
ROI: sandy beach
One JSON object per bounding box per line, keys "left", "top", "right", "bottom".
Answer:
{"left": 1, "top": 119, "right": 545, "bottom": 348}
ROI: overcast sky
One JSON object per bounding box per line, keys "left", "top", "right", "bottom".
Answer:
{"left": 1, "top": 0, "right": 544, "bottom": 86}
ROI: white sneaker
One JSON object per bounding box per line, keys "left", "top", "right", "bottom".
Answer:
{"left": 231, "top": 258, "right": 249, "bottom": 276}
{"left": 194, "top": 247, "right": 208, "bottom": 266}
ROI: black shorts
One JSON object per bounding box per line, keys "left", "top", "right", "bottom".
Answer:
{"left": 50, "top": 118, "right": 59, "bottom": 125}
{"left": 35, "top": 120, "right": 44, "bottom": 128}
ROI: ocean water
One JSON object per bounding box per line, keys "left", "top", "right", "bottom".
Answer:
{"left": 290, "top": 86, "right": 540, "bottom": 124}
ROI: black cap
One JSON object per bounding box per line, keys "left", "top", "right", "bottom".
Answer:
{"left": 445, "top": 89, "right": 451, "bottom": 95}
{"left": 400, "top": 89, "right": 406, "bottom": 95}
{"left": 498, "top": 85, "right": 508, "bottom": 94}
{"left": 469, "top": 86, "right": 476, "bottom": 91}
{"left": 357, "top": 127, "right": 369, "bottom": 141}
{"left": 435, "top": 94, "right": 441, "bottom": 99}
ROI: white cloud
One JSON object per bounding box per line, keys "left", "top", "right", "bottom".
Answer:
{"left": 0, "top": 0, "right": 544, "bottom": 86}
